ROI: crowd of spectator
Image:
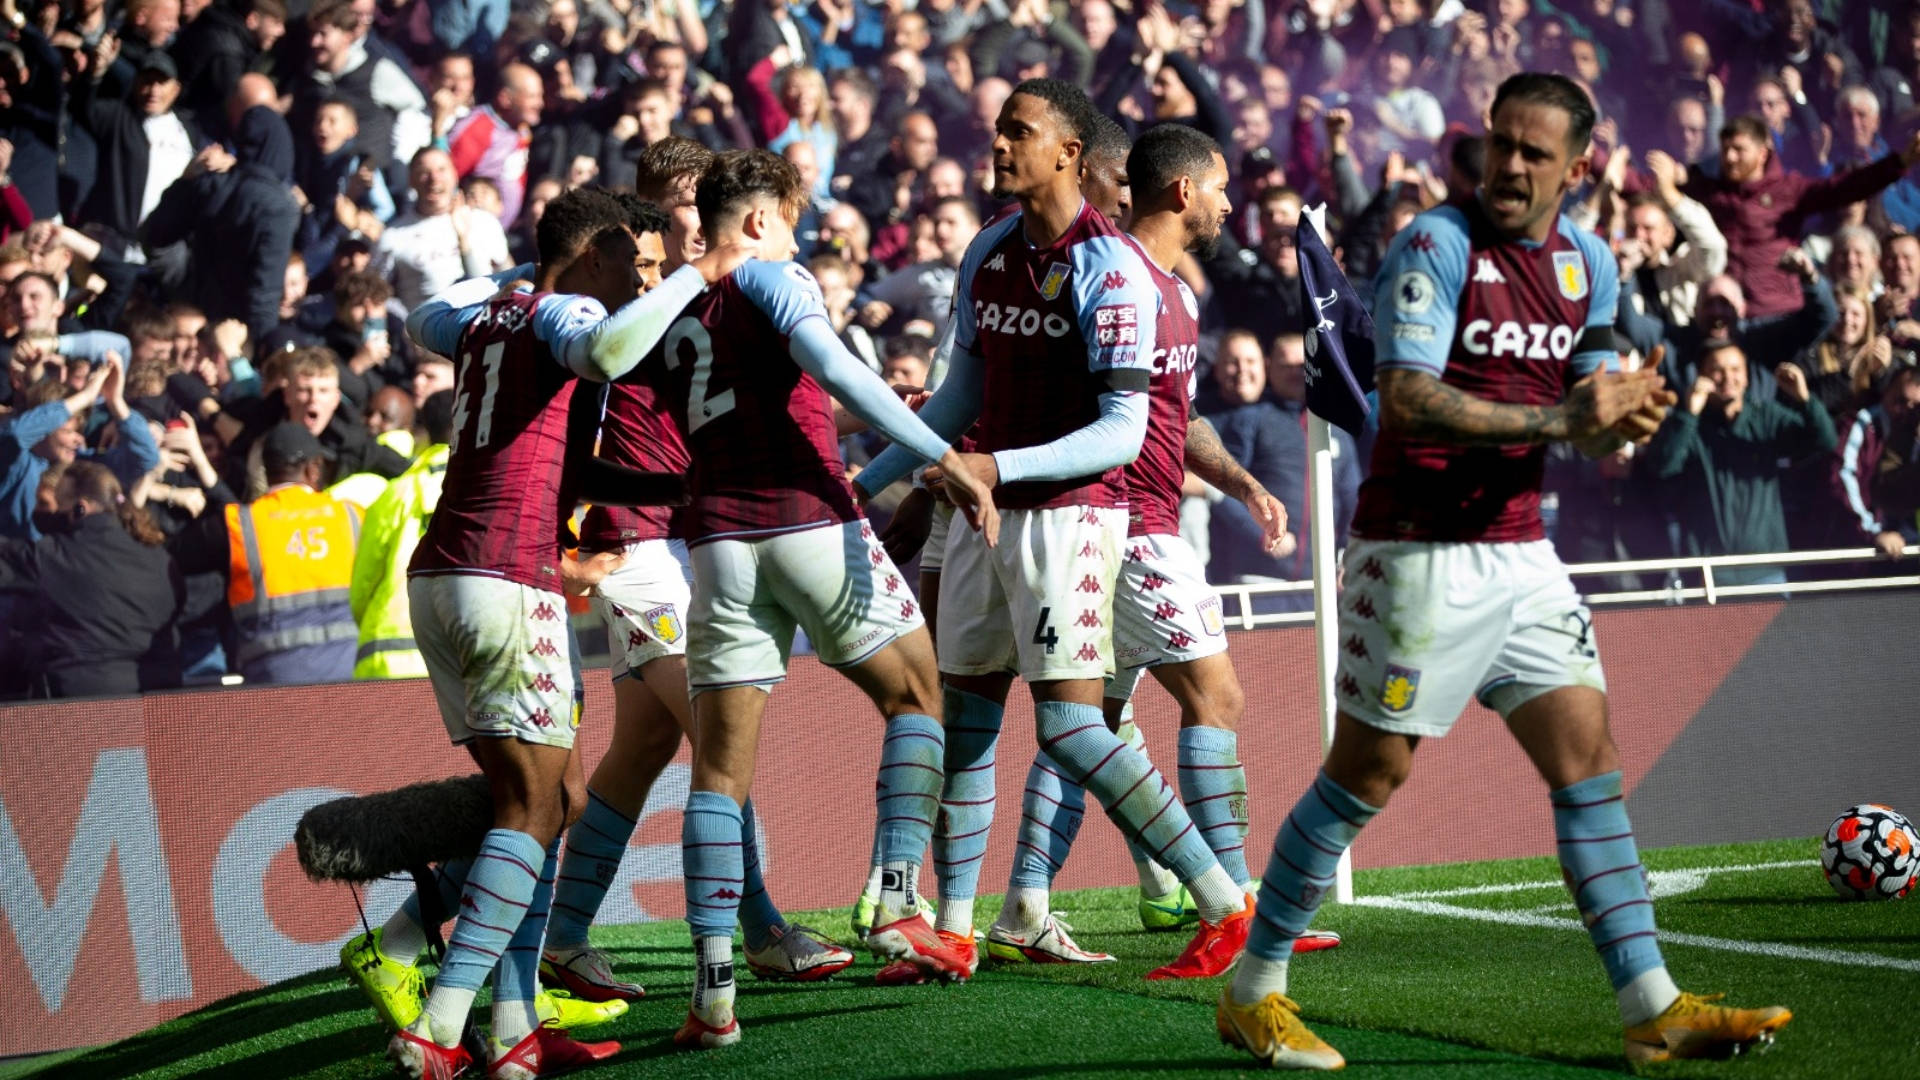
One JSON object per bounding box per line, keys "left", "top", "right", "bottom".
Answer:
{"left": 3, "top": 0, "right": 1920, "bottom": 696}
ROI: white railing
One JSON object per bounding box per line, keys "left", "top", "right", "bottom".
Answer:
{"left": 1217, "top": 547, "right": 1920, "bottom": 631}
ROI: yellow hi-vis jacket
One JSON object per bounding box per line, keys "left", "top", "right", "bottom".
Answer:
{"left": 349, "top": 443, "right": 449, "bottom": 679}
{"left": 226, "top": 484, "right": 362, "bottom": 683}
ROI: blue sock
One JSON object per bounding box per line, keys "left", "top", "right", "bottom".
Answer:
{"left": 1178, "top": 727, "right": 1251, "bottom": 886}
{"left": 933, "top": 689, "right": 1002, "bottom": 902}
{"left": 1553, "top": 771, "right": 1665, "bottom": 989}
{"left": 496, "top": 837, "right": 561, "bottom": 1004}
{"left": 1034, "top": 701, "right": 1223, "bottom": 892}
{"left": 1247, "top": 772, "right": 1379, "bottom": 961}
{"left": 437, "top": 830, "right": 545, "bottom": 993}
{"left": 738, "top": 797, "right": 785, "bottom": 950}
{"left": 876, "top": 714, "right": 945, "bottom": 864}
{"left": 1009, "top": 753, "right": 1084, "bottom": 889}
{"left": 547, "top": 792, "right": 634, "bottom": 949}
{"left": 682, "top": 791, "right": 745, "bottom": 940}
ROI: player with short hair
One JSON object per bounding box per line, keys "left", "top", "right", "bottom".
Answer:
{"left": 854, "top": 79, "right": 1253, "bottom": 982}
{"left": 1216, "top": 73, "right": 1790, "bottom": 1069}
{"left": 660, "top": 149, "right": 998, "bottom": 1050}
{"left": 541, "top": 182, "right": 857, "bottom": 1002}
{"left": 380, "top": 187, "right": 751, "bottom": 1080}
{"left": 985, "top": 122, "right": 1343, "bottom": 964}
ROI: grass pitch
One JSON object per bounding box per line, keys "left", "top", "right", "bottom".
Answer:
{"left": 13, "top": 837, "right": 1918, "bottom": 1079}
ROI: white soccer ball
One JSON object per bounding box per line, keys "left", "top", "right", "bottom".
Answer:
{"left": 1821, "top": 804, "right": 1919, "bottom": 901}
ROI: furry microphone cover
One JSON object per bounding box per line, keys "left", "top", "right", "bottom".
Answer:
{"left": 296, "top": 774, "right": 495, "bottom": 883}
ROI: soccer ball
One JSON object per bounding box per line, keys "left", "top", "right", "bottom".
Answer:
{"left": 1821, "top": 804, "right": 1919, "bottom": 901}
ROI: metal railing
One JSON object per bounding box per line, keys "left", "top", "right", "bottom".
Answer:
{"left": 1216, "top": 547, "right": 1920, "bottom": 631}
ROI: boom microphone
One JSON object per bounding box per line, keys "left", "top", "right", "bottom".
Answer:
{"left": 295, "top": 775, "right": 494, "bottom": 883}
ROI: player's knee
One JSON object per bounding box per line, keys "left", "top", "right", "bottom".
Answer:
{"left": 1182, "top": 677, "right": 1244, "bottom": 730}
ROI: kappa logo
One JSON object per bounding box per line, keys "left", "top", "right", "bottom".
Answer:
{"left": 1075, "top": 609, "right": 1103, "bottom": 628}
{"left": 1168, "top": 630, "right": 1196, "bottom": 649}
{"left": 1075, "top": 575, "right": 1103, "bottom": 594}
{"left": 1473, "top": 257, "right": 1507, "bottom": 285}
{"left": 871, "top": 548, "right": 885, "bottom": 567}
{"left": 706, "top": 888, "right": 742, "bottom": 901}
{"left": 885, "top": 574, "right": 901, "bottom": 594}
{"left": 1078, "top": 541, "right": 1103, "bottom": 559}
{"left": 985, "top": 252, "right": 1006, "bottom": 271}
{"left": 1074, "top": 642, "right": 1102, "bottom": 662}
{"left": 1139, "top": 571, "right": 1171, "bottom": 591}
{"left": 529, "top": 708, "right": 556, "bottom": 728}
{"left": 1079, "top": 508, "right": 1102, "bottom": 525}
{"left": 531, "top": 601, "right": 560, "bottom": 622}
{"left": 609, "top": 604, "right": 626, "bottom": 618}
{"left": 901, "top": 600, "right": 917, "bottom": 620}
{"left": 1357, "top": 558, "right": 1387, "bottom": 582}
{"left": 1350, "top": 595, "right": 1378, "bottom": 621}
{"left": 861, "top": 524, "right": 875, "bottom": 540}
{"left": 1153, "top": 601, "right": 1182, "bottom": 621}
{"left": 1127, "top": 544, "right": 1151, "bottom": 562}
{"left": 1100, "top": 270, "right": 1129, "bottom": 291}
{"left": 462, "top": 894, "right": 481, "bottom": 914}
{"left": 528, "top": 637, "right": 560, "bottom": 658}
{"left": 627, "top": 629, "right": 647, "bottom": 650}
{"left": 1337, "top": 672, "right": 1363, "bottom": 699}
{"left": 1342, "top": 635, "right": 1371, "bottom": 660}
{"left": 1406, "top": 231, "right": 1437, "bottom": 254}
{"left": 530, "top": 673, "right": 559, "bottom": 694}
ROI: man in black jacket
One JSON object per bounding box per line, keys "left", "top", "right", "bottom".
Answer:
{"left": 142, "top": 103, "right": 299, "bottom": 341}
{"left": 72, "top": 44, "right": 206, "bottom": 264}
{"left": 173, "top": 0, "right": 283, "bottom": 137}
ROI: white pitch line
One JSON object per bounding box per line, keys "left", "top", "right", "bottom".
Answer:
{"left": 1379, "top": 859, "right": 1811, "bottom": 901}
{"left": 1353, "top": 898, "right": 1920, "bottom": 973}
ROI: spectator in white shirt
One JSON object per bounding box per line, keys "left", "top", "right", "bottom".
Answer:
{"left": 371, "top": 148, "right": 510, "bottom": 311}
{"left": 1612, "top": 151, "right": 1729, "bottom": 329}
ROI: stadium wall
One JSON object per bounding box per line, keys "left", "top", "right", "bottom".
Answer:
{"left": 3, "top": 593, "right": 1916, "bottom": 1057}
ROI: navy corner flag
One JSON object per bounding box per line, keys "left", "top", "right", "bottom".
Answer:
{"left": 1296, "top": 210, "right": 1376, "bottom": 439}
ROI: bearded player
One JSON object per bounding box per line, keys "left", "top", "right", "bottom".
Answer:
{"left": 854, "top": 79, "right": 1253, "bottom": 982}
{"left": 1215, "top": 73, "right": 1790, "bottom": 1069}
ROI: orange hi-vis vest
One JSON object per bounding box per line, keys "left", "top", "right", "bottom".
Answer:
{"left": 226, "top": 484, "right": 363, "bottom": 673}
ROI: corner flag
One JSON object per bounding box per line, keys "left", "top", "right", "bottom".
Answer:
{"left": 1296, "top": 207, "right": 1376, "bottom": 439}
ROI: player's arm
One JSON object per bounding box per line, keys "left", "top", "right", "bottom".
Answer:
{"left": 1374, "top": 214, "right": 1654, "bottom": 447}
{"left": 1186, "top": 415, "right": 1288, "bottom": 551}
{"left": 852, "top": 257, "right": 987, "bottom": 499}
{"left": 985, "top": 237, "right": 1160, "bottom": 484}
{"left": 789, "top": 317, "right": 952, "bottom": 463}
{"left": 404, "top": 262, "right": 536, "bottom": 355}
{"left": 542, "top": 243, "right": 757, "bottom": 382}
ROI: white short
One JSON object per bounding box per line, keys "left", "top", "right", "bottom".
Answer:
{"left": 409, "top": 574, "right": 582, "bottom": 749}
{"left": 1333, "top": 539, "right": 1606, "bottom": 737}
{"left": 937, "top": 505, "right": 1125, "bottom": 682}
{"left": 1106, "top": 532, "right": 1229, "bottom": 701}
{"left": 920, "top": 500, "right": 953, "bottom": 574}
{"left": 686, "top": 520, "right": 924, "bottom": 694}
{"left": 594, "top": 538, "right": 693, "bottom": 681}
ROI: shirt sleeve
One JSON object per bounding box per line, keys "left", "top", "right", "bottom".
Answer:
{"left": 732, "top": 259, "right": 831, "bottom": 337}
{"left": 1568, "top": 224, "right": 1621, "bottom": 378}
{"left": 1373, "top": 208, "right": 1469, "bottom": 376}
{"left": 538, "top": 264, "right": 706, "bottom": 381}
{"left": 1068, "top": 233, "right": 1158, "bottom": 389}
{"left": 404, "top": 263, "right": 536, "bottom": 356}
{"left": 950, "top": 215, "right": 1020, "bottom": 357}
{"left": 788, "top": 317, "right": 950, "bottom": 464}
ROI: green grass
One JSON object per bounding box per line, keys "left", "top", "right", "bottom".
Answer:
{"left": 16, "top": 837, "right": 1920, "bottom": 1079}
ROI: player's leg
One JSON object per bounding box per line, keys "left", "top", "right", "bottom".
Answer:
{"left": 922, "top": 511, "right": 1018, "bottom": 944}
{"left": 1152, "top": 654, "right": 1251, "bottom": 888}
{"left": 1492, "top": 544, "right": 1788, "bottom": 1062}
{"left": 1219, "top": 540, "right": 1494, "bottom": 1067}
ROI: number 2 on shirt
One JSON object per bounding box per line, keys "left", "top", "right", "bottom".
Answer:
{"left": 450, "top": 341, "right": 504, "bottom": 453}
{"left": 665, "top": 316, "right": 736, "bottom": 433}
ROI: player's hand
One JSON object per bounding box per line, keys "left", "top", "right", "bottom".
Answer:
{"left": 1775, "top": 361, "right": 1811, "bottom": 404}
{"left": 560, "top": 550, "right": 624, "bottom": 596}
{"left": 1874, "top": 530, "right": 1908, "bottom": 559}
{"left": 881, "top": 486, "right": 936, "bottom": 565}
{"left": 1244, "top": 489, "right": 1290, "bottom": 556}
{"left": 689, "top": 239, "right": 757, "bottom": 284}
{"left": 926, "top": 450, "right": 1000, "bottom": 548}
{"left": 1561, "top": 367, "right": 1662, "bottom": 440}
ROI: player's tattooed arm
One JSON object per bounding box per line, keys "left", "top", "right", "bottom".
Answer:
{"left": 1184, "top": 416, "right": 1260, "bottom": 500}
{"left": 1377, "top": 368, "right": 1659, "bottom": 446}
